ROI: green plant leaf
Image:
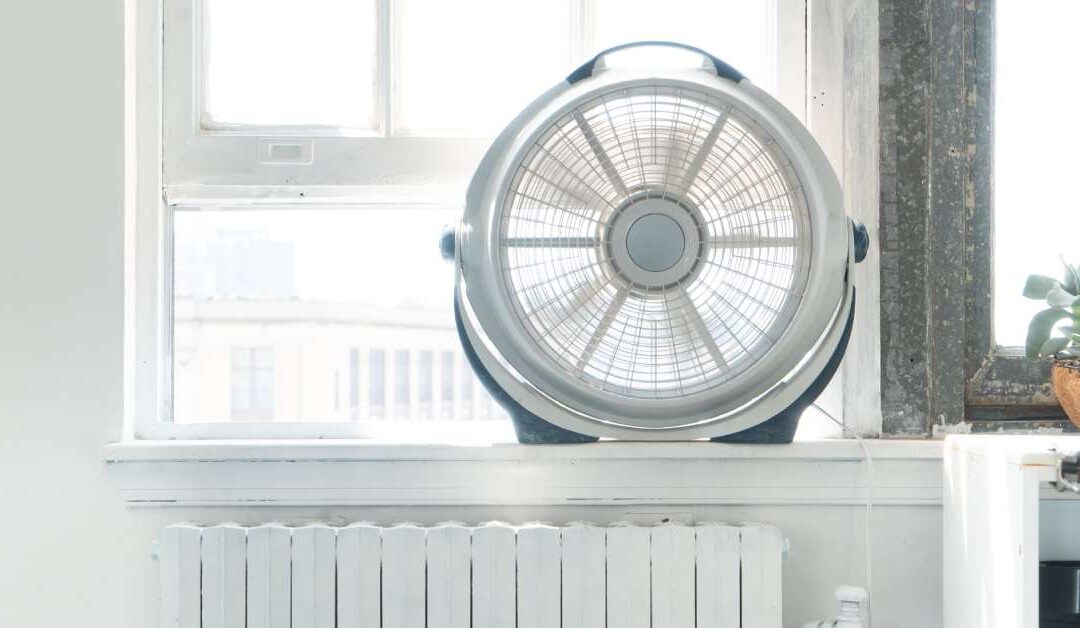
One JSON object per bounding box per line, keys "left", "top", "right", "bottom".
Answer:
{"left": 1064, "top": 347, "right": 1080, "bottom": 359}
{"left": 1024, "top": 274, "right": 1060, "bottom": 299}
{"left": 1027, "top": 308, "right": 1071, "bottom": 357}
{"left": 1041, "top": 337, "right": 1070, "bottom": 357}
{"left": 1047, "top": 285, "right": 1080, "bottom": 308}
{"left": 1063, "top": 258, "right": 1080, "bottom": 294}
{"left": 1060, "top": 325, "right": 1079, "bottom": 336}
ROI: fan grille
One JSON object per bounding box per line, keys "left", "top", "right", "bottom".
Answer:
{"left": 498, "top": 84, "right": 811, "bottom": 399}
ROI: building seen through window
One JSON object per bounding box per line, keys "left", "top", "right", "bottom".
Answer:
{"left": 171, "top": 209, "right": 506, "bottom": 424}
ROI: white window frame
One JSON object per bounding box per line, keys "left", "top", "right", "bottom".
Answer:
{"left": 128, "top": 0, "right": 811, "bottom": 441}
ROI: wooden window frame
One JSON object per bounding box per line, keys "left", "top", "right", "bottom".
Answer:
{"left": 877, "top": 0, "right": 1065, "bottom": 437}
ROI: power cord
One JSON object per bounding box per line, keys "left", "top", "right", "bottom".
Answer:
{"left": 812, "top": 403, "right": 874, "bottom": 627}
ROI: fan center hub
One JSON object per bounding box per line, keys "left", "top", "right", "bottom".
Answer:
{"left": 626, "top": 213, "right": 685, "bottom": 272}
{"left": 607, "top": 196, "right": 704, "bottom": 288}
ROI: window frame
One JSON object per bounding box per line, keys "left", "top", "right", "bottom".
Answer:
{"left": 963, "top": 0, "right": 1064, "bottom": 426}
{"left": 877, "top": 0, "right": 1066, "bottom": 436}
{"left": 131, "top": 0, "right": 813, "bottom": 440}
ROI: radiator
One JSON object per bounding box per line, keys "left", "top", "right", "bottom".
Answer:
{"left": 159, "top": 522, "right": 783, "bottom": 628}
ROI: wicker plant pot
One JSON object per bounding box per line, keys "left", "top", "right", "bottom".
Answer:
{"left": 1053, "top": 362, "right": 1080, "bottom": 428}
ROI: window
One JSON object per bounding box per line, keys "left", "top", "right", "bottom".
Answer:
{"left": 204, "top": 0, "right": 378, "bottom": 128}
{"left": 133, "top": 0, "right": 809, "bottom": 439}
{"left": 369, "top": 349, "right": 386, "bottom": 419}
{"left": 393, "top": 349, "right": 411, "bottom": 419}
{"left": 229, "top": 347, "right": 275, "bottom": 421}
{"left": 459, "top": 354, "right": 475, "bottom": 417}
{"left": 993, "top": 0, "right": 1080, "bottom": 348}
{"left": 440, "top": 350, "right": 455, "bottom": 419}
{"left": 394, "top": 0, "right": 573, "bottom": 135}
{"left": 876, "top": 0, "right": 1071, "bottom": 432}
{"left": 417, "top": 350, "right": 434, "bottom": 419}
{"left": 970, "top": 0, "right": 1076, "bottom": 422}
{"left": 349, "top": 348, "right": 360, "bottom": 420}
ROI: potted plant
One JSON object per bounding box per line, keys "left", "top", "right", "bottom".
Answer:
{"left": 1025, "top": 260, "right": 1080, "bottom": 425}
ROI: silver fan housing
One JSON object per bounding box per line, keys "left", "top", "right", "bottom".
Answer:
{"left": 454, "top": 59, "right": 854, "bottom": 440}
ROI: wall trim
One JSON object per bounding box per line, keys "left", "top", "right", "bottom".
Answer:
{"left": 105, "top": 440, "right": 943, "bottom": 508}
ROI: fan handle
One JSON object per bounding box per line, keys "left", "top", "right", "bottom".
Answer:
{"left": 566, "top": 40, "right": 745, "bottom": 84}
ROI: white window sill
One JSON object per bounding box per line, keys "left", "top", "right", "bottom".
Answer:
{"left": 104, "top": 439, "right": 943, "bottom": 508}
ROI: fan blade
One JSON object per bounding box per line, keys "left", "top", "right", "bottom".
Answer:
{"left": 572, "top": 109, "right": 629, "bottom": 198}
{"left": 676, "top": 287, "right": 730, "bottom": 372}
{"left": 502, "top": 237, "right": 601, "bottom": 249}
{"left": 675, "top": 105, "right": 731, "bottom": 196}
{"left": 707, "top": 235, "right": 796, "bottom": 248}
{"left": 574, "top": 286, "right": 630, "bottom": 371}
{"left": 527, "top": 270, "right": 610, "bottom": 336}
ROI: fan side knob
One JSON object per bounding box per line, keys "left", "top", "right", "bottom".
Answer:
{"left": 439, "top": 225, "right": 456, "bottom": 261}
{"left": 851, "top": 220, "right": 869, "bottom": 263}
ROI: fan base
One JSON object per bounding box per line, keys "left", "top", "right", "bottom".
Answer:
{"left": 455, "top": 288, "right": 855, "bottom": 444}
{"left": 710, "top": 409, "right": 801, "bottom": 444}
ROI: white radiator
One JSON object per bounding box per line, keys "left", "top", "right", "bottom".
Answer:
{"left": 159, "top": 522, "right": 784, "bottom": 628}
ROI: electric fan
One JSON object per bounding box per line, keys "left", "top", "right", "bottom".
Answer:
{"left": 440, "top": 41, "right": 868, "bottom": 443}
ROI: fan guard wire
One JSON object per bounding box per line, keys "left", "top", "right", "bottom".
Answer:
{"left": 497, "top": 84, "right": 812, "bottom": 400}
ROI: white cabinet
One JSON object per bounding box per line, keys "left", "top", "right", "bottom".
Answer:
{"left": 944, "top": 435, "right": 1080, "bottom": 628}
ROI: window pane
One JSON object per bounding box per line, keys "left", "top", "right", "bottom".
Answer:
{"left": 460, "top": 354, "right": 474, "bottom": 402}
{"left": 348, "top": 348, "right": 360, "bottom": 419}
{"left": 994, "top": 1, "right": 1080, "bottom": 346}
{"left": 369, "top": 349, "right": 386, "bottom": 418}
{"left": 172, "top": 208, "right": 508, "bottom": 425}
{"left": 418, "top": 351, "right": 433, "bottom": 402}
{"left": 396, "top": 0, "right": 572, "bottom": 134}
{"left": 440, "top": 350, "right": 455, "bottom": 419}
{"left": 394, "top": 349, "right": 411, "bottom": 418}
{"left": 204, "top": 0, "right": 377, "bottom": 127}
{"left": 230, "top": 347, "right": 275, "bottom": 420}
{"left": 593, "top": 0, "right": 775, "bottom": 93}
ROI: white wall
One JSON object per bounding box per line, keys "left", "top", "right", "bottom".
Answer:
{"left": 0, "top": 1, "right": 941, "bottom": 627}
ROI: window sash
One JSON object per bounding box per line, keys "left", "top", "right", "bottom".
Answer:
{"left": 162, "top": 0, "right": 807, "bottom": 200}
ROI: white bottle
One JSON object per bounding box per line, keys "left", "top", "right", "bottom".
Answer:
{"left": 833, "top": 586, "right": 868, "bottom": 627}
{"left": 802, "top": 586, "right": 868, "bottom": 628}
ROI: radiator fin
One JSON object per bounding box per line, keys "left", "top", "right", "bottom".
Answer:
{"left": 246, "top": 524, "right": 291, "bottom": 628}
{"left": 200, "top": 524, "right": 245, "bottom": 628}
{"left": 740, "top": 524, "right": 785, "bottom": 628}
{"left": 337, "top": 523, "right": 381, "bottom": 628}
{"left": 472, "top": 522, "right": 517, "bottom": 628}
{"left": 382, "top": 524, "right": 426, "bottom": 628}
{"left": 426, "top": 523, "right": 471, "bottom": 628}
{"left": 651, "top": 523, "right": 696, "bottom": 628}
{"left": 696, "top": 523, "right": 742, "bottom": 628}
{"left": 291, "top": 525, "right": 335, "bottom": 628}
{"left": 606, "top": 524, "right": 651, "bottom": 628}
{"left": 561, "top": 523, "right": 606, "bottom": 628}
{"left": 159, "top": 524, "right": 200, "bottom": 628}
{"left": 517, "top": 524, "right": 561, "bottom": 628}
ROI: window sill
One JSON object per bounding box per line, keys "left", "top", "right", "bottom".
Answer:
{"left": 104, "top": 439, "right": 943, "bottom": 508}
